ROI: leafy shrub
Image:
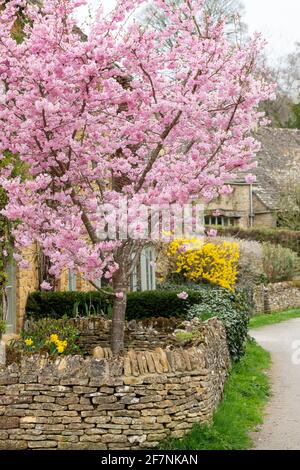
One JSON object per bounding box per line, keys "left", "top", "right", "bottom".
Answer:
{"left": 165, "top": 238, "right": 240, "bottom": 290}
{"left": 187, "top": 289, "right": 250, "bottom": 361}
{"left": 158, "top": 282, "right": 252, "bottom": 361}
{"left": 13, "top": 318, "right": 81, "bottom": 356}
{"left": 207, "top": 226, "right": 300, "bottom": 256}
{"left": 262, "top": 243, "right": 300, "bottom": 282}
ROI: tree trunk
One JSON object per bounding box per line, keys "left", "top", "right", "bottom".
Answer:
{"left": 111, "top": 275, "right": 127, "bottom": 355}
{"left": 37, "top": 249, "right": 57, "bottom": 290}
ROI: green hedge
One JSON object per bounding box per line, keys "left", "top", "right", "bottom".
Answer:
{"left": 207, "top": 226, "right": 300, "bottom": 255}
{"left": 126, "top": 290, "right": 204, "bottom": 320}
{"left": 25, "top": 291, "right": 113, "bottom": 320}
{"left": 25, "top": 284, "right": 252, "bottom": 323}
{"left": 25, "top": 289, "right": 204, "bottom": 321}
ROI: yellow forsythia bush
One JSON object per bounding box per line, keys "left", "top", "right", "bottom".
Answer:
{"left": 167, "top": 238, "right": 240, "bottom": 291}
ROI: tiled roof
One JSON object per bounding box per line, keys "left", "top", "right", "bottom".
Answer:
{"left": 240, "top": 128, "right": 300, "bottom": 210}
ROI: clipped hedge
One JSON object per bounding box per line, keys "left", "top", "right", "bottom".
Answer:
{"left": 25, "top": 284, "right": 251, "bottom": 322}
{"left": 207, "top": 226, "right": 300, "bottom": 255}
{"left": 25, "top": 291, "right": 113, "bottom": 320}
{"left": 25, "top": 289, "right": 203, "bottom": 321}
{"left": 126, "top": 290, "right": 204, "bottom": 320}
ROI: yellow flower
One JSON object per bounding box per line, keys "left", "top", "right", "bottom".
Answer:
{"left": 167, "top": 238, "right": 240, "bottom": 291}
{"left": 25, "top": 338, "right": 33, "bottom": 347}
{"left": 48, "top": 334, "right": 68, "bottom": 354}
{"left": 56, "top": 341, "right": 66, "bottom": 354}
{"left": 49, "top": 334, "right": 59, "bottom": 344}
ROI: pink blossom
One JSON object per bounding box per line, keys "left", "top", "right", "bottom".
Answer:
{"left": 40, "top": 281, "right": 52, "bottom": 291}
{"left": 177, "top": 291, "right": 188, "bottom": 300}
{"left": 245, "top": 174, "right": 257, "bottom": 184}
{"left": 19, "top": 260, "right": 30, "bottom": 269}
{"left": 115, "top": 292, "right": 124, "bottom": 299}
{"left": 0, "top": 0, "right": 274, "bottom": 294}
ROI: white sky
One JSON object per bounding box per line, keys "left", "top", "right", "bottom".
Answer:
{"left": 78, "top": 0, "right": 300, "bottom": 63}
{"left": 243, "top": 0, "right": 300, "bottom": 63}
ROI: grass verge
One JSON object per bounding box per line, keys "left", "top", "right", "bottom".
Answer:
{"left": 161, "top": 339, "right": 271, "bottom": 450}
{"left": 249, "top": 309, "right": 300, "bottom": 329}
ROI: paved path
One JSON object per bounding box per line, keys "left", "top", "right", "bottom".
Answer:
{"left": 250, "top": 319, "right": 300, "bottom": 450}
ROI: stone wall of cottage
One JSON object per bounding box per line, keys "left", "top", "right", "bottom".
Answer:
{"left": 252, "top": 194, "right": 277, "bottom": 228}
{"left": 253, "top": 281, "right": 300, "bottom": 315}
{"left": 0, "top": 318, "right": 230, "bottom": 450}
{"left": 16, "top": 247, "right": 39, "bottom": 334}
{"left": 203, "top": 184, "right": 252, "bottom": 228}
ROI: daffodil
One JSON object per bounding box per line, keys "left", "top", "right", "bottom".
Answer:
{"left": 56, "top": 340, "right": 66, "bottom": 354}
{"left": 24, "top": 338, "right": 33, "bottom": 347}
{"left": 49, "top": 334, "right": 59, "bottom": 343}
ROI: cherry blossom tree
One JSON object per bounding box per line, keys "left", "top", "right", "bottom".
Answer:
{"left": 0, "top": 0, "right": 274, "bottom": 353}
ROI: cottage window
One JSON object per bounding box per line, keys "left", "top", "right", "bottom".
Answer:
{"left": 131, "top": 247, "right": 156, "bottom": 292}
{"left": 205, "top": 215, "right": 237, "bottom": 227}
{"left": 68, "top": 270, "right": 77, "bottom": 291}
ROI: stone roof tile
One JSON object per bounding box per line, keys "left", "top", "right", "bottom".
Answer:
{"left": 239, "top": 127, "right": 300, "bottom": 210}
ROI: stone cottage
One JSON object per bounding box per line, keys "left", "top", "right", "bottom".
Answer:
{"left": 205, "top": 127, "right": 300, "bottom": 228}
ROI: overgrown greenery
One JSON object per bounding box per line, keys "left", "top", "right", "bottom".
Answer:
{"left": 277, "top": 180, "right": 300, "bottom": 231}
{"left": 249, "top": 308, "right": 300, "bottom": 329}
{"left": 10, "top": 317, "right": 81, "bottom": 356}
{"left": 175, "top": 329, "right": 203, "bottom": 343}
{"left": 187, "top": 290, "right": 250, "bottom": 361}
{"left": 206, "top": 226, "right": 300, "bottom": 256}
{"left": 0, "top": 150, "right": 27, "bottom": 322}
{"left": 162, "top": 339, "right": 271, "bottom": 450}
{"left": 262, "top": 243, "right": 300, "bottom": 282}
{"left": 285, "top": 100, "right": 300, "bottom": 130}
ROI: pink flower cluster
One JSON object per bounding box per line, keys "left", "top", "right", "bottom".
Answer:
{"left": 0, "top": 0, "right": 274, "bottom": 285}
{"left": 177, "top": 292, "right": 189, "bottom": 300}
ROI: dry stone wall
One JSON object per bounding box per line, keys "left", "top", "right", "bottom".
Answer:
{"left": 72, "top": 317, "right": 184, "bottom": 355}
{"left": 0, "top": 318, "right": 230, "bottom": 450}
{"left": 253, "top": 281, "right": 300, "bottom": 315}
